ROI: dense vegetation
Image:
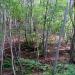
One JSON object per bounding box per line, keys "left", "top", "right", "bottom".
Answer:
{"left": 0, "top": 0, "right": 75, "bottom": 75}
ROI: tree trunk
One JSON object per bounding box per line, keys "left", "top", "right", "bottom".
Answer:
{"left": 69, "top": 0, "right": 75, "bottom": 63}
{"left": 1, "top": 9, "right": 7, "bottom": 75}
{"left": 9, "top": 17, "right": 16, "bottom": 75}
{"left": 70, "top": 27, "right": 75, "bottom": 63}
{"left": 52, "top": 4, "right": 68, "bottom": 75}
{"left": 42, "top": 0, "right": 48, "bottom": 56}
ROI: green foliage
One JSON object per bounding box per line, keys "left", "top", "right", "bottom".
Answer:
{"left": 56, "top": 63, "right": 75, "bottom": 75}
{"left": 3, "top": 58, "right": 75, "bottom": 75}
{"left": 18, "top": 58, "right": 51, "bottom": 74}
{"left": 0, "top": 0, "right": 74, "bottom": 75}
{"left": 0, "top": 0, "right": 71, "bottom": 33}
{"left": 3, "top": 58, "right": 12, "bottom": 68}
{"left": 0, "top": 0, "right": 26, "bottom": 21}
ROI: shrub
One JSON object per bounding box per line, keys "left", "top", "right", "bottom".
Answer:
{"left": 3, "top": 58, "right": 12, "bottom": 68}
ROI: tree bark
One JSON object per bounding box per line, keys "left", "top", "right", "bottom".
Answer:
{"left": 9, "top": 17, "right": 16, "bottom": 75}
{"left": 69, "top": 0, "right": 75, "bottom": 63}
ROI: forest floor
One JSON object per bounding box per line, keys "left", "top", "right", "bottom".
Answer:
{"left": 1, "top": 41, "right": 71, "bottom": 75}
{"left": 21, "top": 44, "right": 70, "bottom": 64}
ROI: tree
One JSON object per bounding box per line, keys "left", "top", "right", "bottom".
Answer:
{"left": 52, "top": 2, "right": 68, "bottom": 75}
{"left": 69, "top": 0, "right": 75, "bottom": 63}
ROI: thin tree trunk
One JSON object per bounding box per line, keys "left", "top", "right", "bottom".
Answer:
{"left": 18, "top": 24, "right": 21, "bottom": 58}
{"left": 30, "top": 0, "right": 34, "bottom": 35}
{"left": 44, "top": 29, "right": 48, "bottom": 58}
{"left": 52, "top": 4, "right": 68, "bottom": 75}
{"left": 1, "top": 9, "right": 7, "bottom": 75}
{"left": 9, "top": 17, "right": 16, "bottom": 75}
{"left": 42, "top": 0, "right": 48, "bottom": 56}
